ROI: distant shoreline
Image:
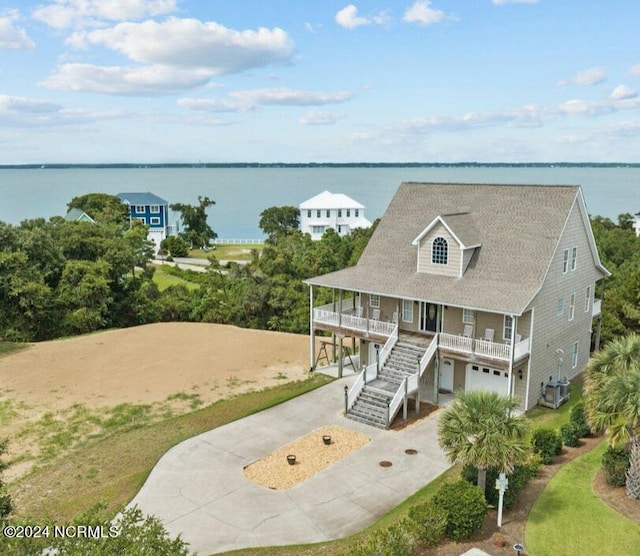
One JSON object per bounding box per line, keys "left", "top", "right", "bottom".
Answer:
{"left": 1, "top": 162, "right": 640, "bottom": 169}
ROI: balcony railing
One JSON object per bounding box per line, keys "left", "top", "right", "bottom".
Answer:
{"left": 313, "top": 303, "right": 397, "bottom": 338}
{"left": 439, "top": 332, "right": 530, "bottom": 362}
{"left": 592, "top": 298, "right": 602, "bottom": 318}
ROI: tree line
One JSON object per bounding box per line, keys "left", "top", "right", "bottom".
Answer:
{"left": 0, "top": 194, "right": 638, "bottom": 344}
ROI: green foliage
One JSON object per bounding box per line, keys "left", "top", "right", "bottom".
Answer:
{"left": 48, "top": 503, "right": 193, "bottom": 555}
{"left": 407, "top": 499, "right": 447, "bottom": 546}
{"left": 170, "top": 196, "right": 216, "bottom": 249}
{"left": 569, "top": 401, "right": 591, "bottom": 437}
{"left": 432, "top": 480, "right": 487, "bottom": 541}
{"left": 601, "top": 445, "right": 630, "bottom": 487}
{"left": 259, "top": 205, "right": 300, "bottom": 241}
{"left": 160, "top": 236, "right": 189, "bottom": 257}
{"left": 531, "top": 427, "right": 563, "bottom": 464}
{"left": 67, "top": 193, "right": 129, "bottom": 225}
{"left": 560, "top": 423, "right": 581, "bottom": 448}
{"left": 462, "top": 454, "right": 542, "bottom": 510}
{"left": 346, "top": 518, "right": 419, "bottom": 556}
{"left": 0, "top": 438, "right": 13, "bottom": 520}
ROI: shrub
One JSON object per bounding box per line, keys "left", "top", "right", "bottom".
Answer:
{"left": 560, "top": 422, "right": 581, "bottom": 448}
{"left": 432, "top": 480, "right": 487, "bottom": 541}
{"left": 531, "top": 427, "right": 563, "bottom": 464}
{"left": 346, "top": 519, "right": 419, "bottom": 556}
{"left": 160, "top": 236, "right": 189, "bottom": 258}
{"left": 602, "top": 446, "right": 630, "bottom": 487}
{"left": 408, "top": 499, "right": 448, "bottom": 546}
{"left": 462, "top": 455, "right": 542, "bottom": 510}
{"left": 569, "top": 402, "right": 591, "bottom": 437}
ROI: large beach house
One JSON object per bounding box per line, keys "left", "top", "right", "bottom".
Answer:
{"left": 117, "top": 192, "right": 171, "bottom": 253}
{"left": 299, "top": 190, "right": 372, "bottom": 240}
{"left": 305, "top": 182, "right": 609, "bottom": 428}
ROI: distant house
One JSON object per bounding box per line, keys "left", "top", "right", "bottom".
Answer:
{"left": 305, "top": 182, "right": 609, "bottom": 428}
{"left": 64, "top": 208, "right": 95, "bottom": 223}
{"left": 117, "top": 192, "right": 171, "bottom": 253}
{"left": 299, "top": 190, "right": 372, "bottom": 241}
{"left": 635, "top": 211, "right": 640, "bottom": 236}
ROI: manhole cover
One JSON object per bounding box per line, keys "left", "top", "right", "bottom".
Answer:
{"left": 405, "top": 449, "right": 418, "bottom": 455}
{"left": 379, "top": 460, "right": 392, "bottom": 467}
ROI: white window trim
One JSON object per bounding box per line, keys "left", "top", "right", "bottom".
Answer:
{"left": 572, "top": 341, "right": 579, "bottom": 368}
{"left": 503, "top": 315, "right": 513, "bottom": 341}
{"left": 569, "top": 292, "right": 576, "bottom": 321}
{"left": 135, "top": 205, "right": 145, "bottom": 213}
{"left": 150, "top": 217, "right": 161, "bottom": 225}
{"left": 369, "top": 294, "right": 380, "bottom": 308}
{"left": 316, "top": 210, "right": 321, "bottom": 218}
{"left": 585, "top": 286, "right": 591, "bottom": 313}
{"left": 432, "top": 236, "right": 448, "bottom": 265}
{"left": 150, "top": 205, "right": 160, "bottom": 214}
{"left": 462, "top": 308, "right": 475, "bottom": 325}
{"left": 135, "top": 217, "right": 146, "bottom": 224}
{"left": 556, "top": 298, "right": 564, "bottom": 316}
{"left": 402, "top": 299, "right": 413, "bottom": 323}
{"left": 562, "top": 248, "right": 569, "bottom": 274}
{"left": 571, "top": 246, "right": 577, "bottom": 271}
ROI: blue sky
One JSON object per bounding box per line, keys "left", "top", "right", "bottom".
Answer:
{"left": 1, "top": 0, "right": 639, "bottom": 163}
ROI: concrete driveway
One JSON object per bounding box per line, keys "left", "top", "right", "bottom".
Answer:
{"left": 129, "top": 375, "right": 450, "bottom": 555}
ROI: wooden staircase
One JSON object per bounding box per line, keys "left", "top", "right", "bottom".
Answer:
{"left": 347, "top": 341, "right": 427, "bottom": 429}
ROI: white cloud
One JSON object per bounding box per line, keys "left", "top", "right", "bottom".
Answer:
{"left": 41, "top": 63, "right": 215, "bottom": 95}
{"left": 492, "top": 0, "right": 538, "bottom": 5}
{"left": 335, "top": 5, "right": 370, "bottom": 29}
{"left": 629, "top": 64, "right": 640, "bottom": 77}
{"left": 559, "top": 67, "right": 607, "bottom": 86}
{"left": 403, "top": 2, "right": 446, "bottom": 26}
{"left": 179, "top": 88, "right": 353, "bottom": 113}
{"left": 610, "top": 84, "right": 637, "bottom": 101}
{"left": 0, "top": 10, "right": 35, "bottom": 50}
{"left": 299, "top": 110, "right": 347, "bottom": 125}
{"left": 73, "top": 18, "right": 295, "bottom": 74}
{"left": 32, "top": 0, "right": 178, "bottom": 29}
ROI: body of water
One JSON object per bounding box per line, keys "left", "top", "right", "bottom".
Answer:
{"left": 0, "top": 166, "right": 637, "bottom": 239}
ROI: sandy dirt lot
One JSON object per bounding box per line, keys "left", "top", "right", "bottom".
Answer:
{"left": 0, "top": 322, "right": 315, "bottom": 478}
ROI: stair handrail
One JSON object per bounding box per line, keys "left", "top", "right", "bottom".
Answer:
{"left": 418, "top": 333, "right": 439, "bottom": 379}
{"left": 378, "top": 323, "right": 399, "bottom": 369}
{"left": 345, "top": 369, "right": 366, "bottom": 412}
{"left": 387, "top": 376, "right": 407, "bottom": 429}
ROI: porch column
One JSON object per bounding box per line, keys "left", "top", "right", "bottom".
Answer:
{"left": 309, "top": 284, "right": 315, "bottom": 370}
{"left": 507, "top": 315, "right": 517, "bottom": 397}
{"left": 338, "top": 334, "right": 344, "bottom": 378}
{"left": 331, "top": 290, "right": 336, "bottom": 362}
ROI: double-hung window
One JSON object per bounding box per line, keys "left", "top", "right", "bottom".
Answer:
{"left": 402, "top": 299, "right": 413, "bottom": 323}
{"left": 568, "top": 292, "right": 576, "bottom": 321}
{"left": 572, "top": 341, "right": 579, "bottom": 368}
{"left": 584, "top": 286, "right": 591, "bottom": 313}
{"left": 462, "top": 308, "right": 475, "bottom": 325}
{"left": 571, "top": 247, "right": 577, "bottom": 271}
{"left": 369, "top": 294, "right": 380, "bottom": 308}
{"left": 562, "top": 248, "right": 569, "bottom": 273}
{"left": 503, "top": 315, "right": 513, "bottom": 341}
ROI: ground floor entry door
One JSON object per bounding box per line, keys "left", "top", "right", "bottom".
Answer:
{"left": 439, "top": 358, "right": 454, "bottom": 392}
{"left": 420, "top": 302, "right": 438, "bottom": 332}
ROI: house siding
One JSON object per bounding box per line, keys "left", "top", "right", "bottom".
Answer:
{"left": 525, "top": 199, "right": 602, "bottom": 409}
{"left": 417, "top": 224, "right": 461, "bottom": 277}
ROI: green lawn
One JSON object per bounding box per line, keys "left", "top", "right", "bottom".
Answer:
{"left": 190, "top": 243, "right": 264, "bottom": 262}
{"left": 151, "top": 265, "right": 200, "bottom": 291}
{"left": 0, "top": 342, "right": 28, "bottom": 357}
{"left": 526, "top": 440, "right": 640, "bottom": 555}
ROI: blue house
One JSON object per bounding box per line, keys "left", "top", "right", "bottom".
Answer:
{"left": 117, "top": 192, "right": 171, "bottom": 253}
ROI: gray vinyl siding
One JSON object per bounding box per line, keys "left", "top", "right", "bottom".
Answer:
{"left": 417, "top": 224, "right": 461, "bottom": 277}
{"left": 524, "top": 200, "right": 602, "bottom": 410}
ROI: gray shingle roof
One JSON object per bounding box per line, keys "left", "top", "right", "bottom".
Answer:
{"left": 306, "top": 182, "right": 593, "bottom": 315}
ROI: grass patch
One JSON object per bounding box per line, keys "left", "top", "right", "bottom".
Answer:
{"left": 11, "top": 374, "right": 332, "bottom": 523}
{"left": 526, "top": 440, "right": 640, "bottom": 555}
{"left": 0, "top": 341, "right": 29, "bottom": 357}
{"left": 192, "top": 243, "right": 264, "bottom": 262}
{"left": 525, "top": 378, "right": 584, "bottom": 434}
{"left": 151, "top": 265, "right": 200, "bottom": 291}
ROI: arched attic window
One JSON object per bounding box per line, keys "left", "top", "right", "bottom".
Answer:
{"left": 432, "top": 236, "right": 448, "bottom": 265}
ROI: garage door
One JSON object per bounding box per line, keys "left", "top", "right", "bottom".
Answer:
{"left": 465, "top": 364, "right": 509, "bottom": 395}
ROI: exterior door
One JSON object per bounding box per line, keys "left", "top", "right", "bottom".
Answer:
{"left": 420, "top": 302, "right": 438, "bottom": 332}
{"left": 439, "top": 358, "right": 454, "bottom": 392}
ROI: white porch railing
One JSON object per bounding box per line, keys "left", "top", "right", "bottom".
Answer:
{"left": 345, "top": 324, "right": 398, "bottom": 412}
{"left": 313, "top": 305, "right": 397, "bottom": 337}
{"left": 439, "top": 332, "right": 530, "bottom": 362}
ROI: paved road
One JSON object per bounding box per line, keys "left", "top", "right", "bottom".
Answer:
{"left": 130, "top": 375, "right": 450, "bottom": 555}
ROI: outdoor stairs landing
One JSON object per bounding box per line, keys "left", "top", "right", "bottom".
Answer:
{"left": 347, "top": 342, "right": 427, "bottom": 429}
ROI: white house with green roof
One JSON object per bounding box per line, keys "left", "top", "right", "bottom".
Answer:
{"left": 305, "top": 182, "right": 609, "bottom": 428}
{"left": 300, "top": 190, "right": 372, "bottom": 240}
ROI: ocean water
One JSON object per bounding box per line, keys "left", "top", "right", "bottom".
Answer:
{"left": 0, "top": 166, "right": 637, "bottom": 239}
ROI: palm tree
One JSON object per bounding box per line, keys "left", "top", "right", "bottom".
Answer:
{"left": 438, "top": 390, "right": 530, "bottom": 493}
{"left": 584, "top": 333, "right": 640, "bottom": 498}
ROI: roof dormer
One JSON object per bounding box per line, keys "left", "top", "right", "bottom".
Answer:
{"left": 412, "top": 212, "right": 481, "bottom": 277}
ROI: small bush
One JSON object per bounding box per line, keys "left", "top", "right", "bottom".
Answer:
{"left": 602, "top": 446, "right": 630, "bottom": 487}
{"left": 408, "top": 500, "right": 448, "bottom": 547}
{"left": 569, "top": 402, "right": 591, "bottom": 437}
{"left": 531, "top": 427, "right": 563, "bottom": 464}
{"left": 160, "top": 236, "right": 189, "bottom": 258}
{"left": 346, "top": 519, "right": 419, "bottom": 556}
{"left": 560, "top": 422, "right": 581, "bottom": 448}
{"left": 432, "top": 480, "right": 487, "bottom": 541}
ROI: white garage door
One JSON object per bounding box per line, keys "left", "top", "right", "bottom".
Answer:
{"left": 465, "top": 364, "right": 509, "bottom": 395}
